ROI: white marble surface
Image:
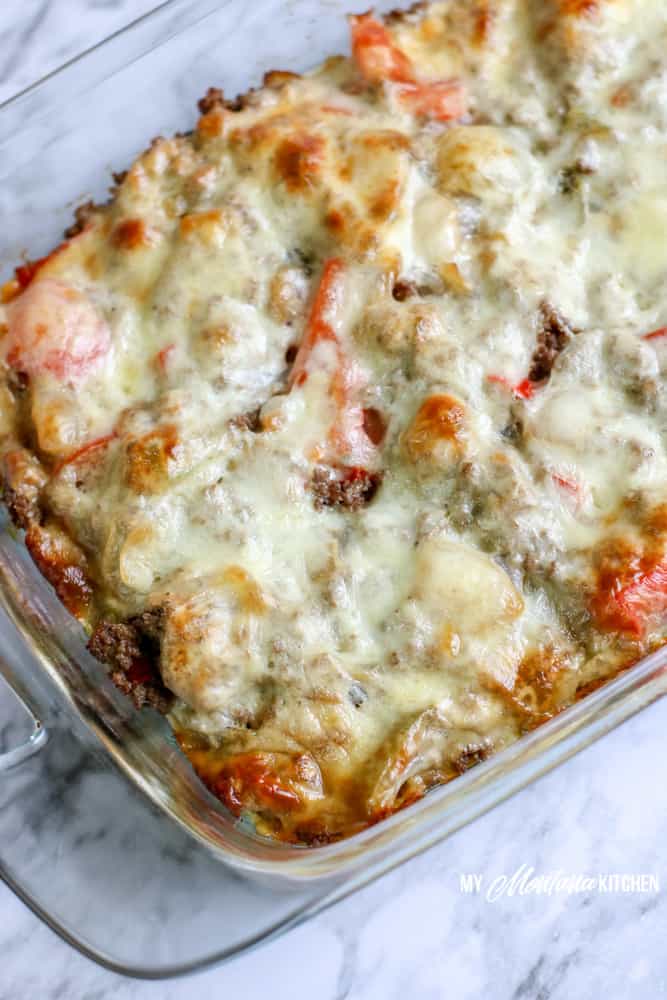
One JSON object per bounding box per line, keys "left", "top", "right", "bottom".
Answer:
{"left": 1, "top": 3, "right": 667, "bottom": 997}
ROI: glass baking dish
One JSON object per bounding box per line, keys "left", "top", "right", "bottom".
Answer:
{"left": 1, "top": 0, "right": 667, "bottom": 977}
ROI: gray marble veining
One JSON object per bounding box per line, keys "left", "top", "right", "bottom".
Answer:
{"left": 1, "top": 3, "right": 666, "bottom": 997}
{"left": 0, "top": 0, "right": 158, "bottom": 105}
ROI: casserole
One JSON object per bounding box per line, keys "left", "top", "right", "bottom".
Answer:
{"left": 1, "top": 0, "right": 667, "bottom": 975}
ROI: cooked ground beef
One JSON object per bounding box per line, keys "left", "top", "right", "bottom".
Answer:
{"left": 131, "top": 605, "right": 167, "bottom": 643}
{"left": 2, "top": 448, "right": 47, "bottom": 530}
{"left": 64, "top": 200, "right": 99, "bottom": 239}
{"left": 529, "top": 302, "right": 577, "bottom": 383}
{"left": 231, "top": 408, "right": 263, "bottom": 433}
{"left": 310, "top": 466, "right": 382, "bottom": 511}
{"left": 87, "top": 607, "right": 172, "bottom": 713}
{"left": 392, "top": 279, "right": 417, "bottom": 301}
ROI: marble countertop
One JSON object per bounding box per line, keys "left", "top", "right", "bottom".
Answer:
{"left": 1, "top": 3, "right": 666, "bottom": 998}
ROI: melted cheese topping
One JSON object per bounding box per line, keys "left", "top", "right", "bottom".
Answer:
{"left": 2, "top": 0, "right": 667, "bottom": 841}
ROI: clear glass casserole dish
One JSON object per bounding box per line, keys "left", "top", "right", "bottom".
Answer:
{"left": 1, "top": 0, "right": 667, "bottom": 978}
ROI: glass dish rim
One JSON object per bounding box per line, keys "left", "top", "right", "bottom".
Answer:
{"left": 1, "top": 0, "right": 667, "bottom": 974}
{"left": 0, "top": 0, "right": 221, "bottom": 121}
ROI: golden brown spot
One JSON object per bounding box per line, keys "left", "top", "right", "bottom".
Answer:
{"left": 263, "top": 69, "right": 300, "bottom": 88}
{"left": 197, "top": 109, "right": 226, "bottom": 139}
{"left": 440, "top": 261, "right": 470, "bottom": 295}
{"left": 83, "top": 250, "right": 103, "bottom": 280}
{"left": 358, "top": 129, "right": 411, "bottom": 153}
{"left": 368, "top": 179, "right": 402, "bottom": 222}
{"left": 124, "top": 425, "right": 178, "bottom": 495}
{"left": 642, "top": 503, "right": 667, "bottom": 542}
{"left": 221, "top": 565, "right": 270, "bottom": 614}
{"left": 230, "top": 121, "right": 275, "bottom": 154}
{"left": 342, "top": 130, "right": 410, "bottom": 224}
{"left": 489, "top": 647, "right": 570, "bottom": 730}
{"left": 200, "top": 323, "right": 233, "bottom": 355}
{"left": 558, "top": 0, "right": 601, "bottom": 15}
{"left": 479, "top": 247, "right": 498, "bottom": 272}
{"left": 403, "top": 394, "right": 466, "bottom": 461}
{"left": 25, "top": 521, "right": 93, "bottom": 621}
{"left": 111, "top": 218, "right": 153, "bottom": 251}
{"left": 274, "top": 133, "right": 325, "bottom": 192}
{"left": 338, "top": 159, "right": 353, "bottom": 183}
{"left": 1, "top": 278, "right": 21, "bottom": 304}
{"left": 179, "top": 210, "right": 226, "bottom": 244}
{"left": 180, "top": 747, "right": 323, "bottom": 825}
{"left": 325, "top": 207, "right": 346, "bottom": 235}
{"left": 419, "top": 14, "right": 443, "bottom": 41}
{"left": 325, "top": 203, "right": 376, "bottom": 255}
{"left": 473, "top": 2, "right": 494, "bottom": 45}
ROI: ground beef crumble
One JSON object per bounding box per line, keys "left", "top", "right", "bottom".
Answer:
{"left": 2, "top": 448, "right": 48, "bottom": 530}
{"left": 529, "top": 302, "right": 577, "bottom": 383}
{"left": 64, "top": 200, "right": 99, "bottom": 239}
{"left": 310, "top": 466, "right": 382, "bottom": 511}
{"left": 87, "top": 606, "right": 173, "bottom": 713}
{"left": 230, "top": 408, "right": 263, "bottom": 433}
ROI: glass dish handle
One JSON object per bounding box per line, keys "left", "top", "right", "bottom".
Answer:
{"left": 0, "top": 654, "right": 48, "bottom": 772}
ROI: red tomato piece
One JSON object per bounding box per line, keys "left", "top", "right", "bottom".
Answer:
{"left": 487, "top": 375, "right": 543, "bottom": 400}
{"left": 591, "top": 557, "right": 667, "bottom": 637}
{"left": 155, "top": 343, "right": 176, "bottom": 372}
{"left": 642, "top": 326, "right": 667, "bottom": 341}
{"left": 513, "top": 378, "right": 539, "bottom": 400}
{"left": 349, "top": 14, "right": 466, "bottom": 122}
{"left": 329, "top": 399, "right": 378, "bottom": 466}
{"left": 288, "top": 259, "right": 381, "bottom": 467}
{"left": 6, "top": 278, "right": 111, "bottom": 382}
{"left": 395, "top": 79, "right": 467, "bottom": 121}
{"left": 487, "top": 374, "right": 512, "bottom": 390}
{"left": 552, "top": 472, "right": 580, "bottom": 497}
{"left": 551, "top": 472, "right": 584, "bottom": 512}
{"left": 53, "top": 433, "right": 117, "bottom": 476}
{"left": 349, "top": 12, "right": 415, "bottom": 84}
{"left": 288, "top": 258, "right": 345, "bottom": 390}
{"left": 212, "top": 752, "right": 303, "bottom": 814}
{"left": 15, "top": 260, "right": 44, "bottom": 290}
